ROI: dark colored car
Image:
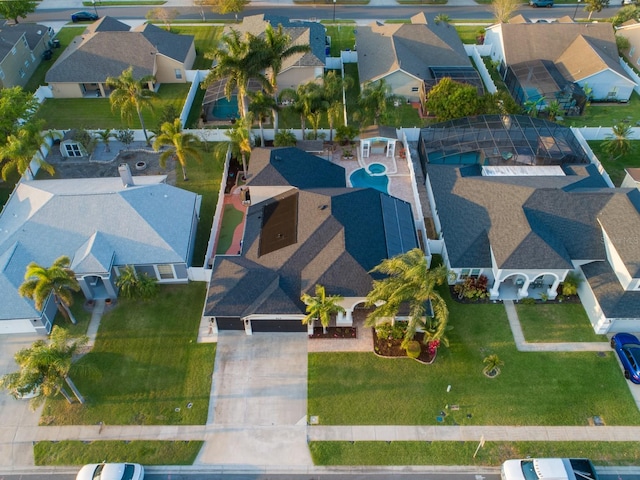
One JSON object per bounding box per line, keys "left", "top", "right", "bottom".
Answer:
{"left": 71, "top": 11, "right": 99, "bottom": 22}
{"left": 529, "top": 0, "right": 554, "bottom": 6}
{"left": 610, "top": 333, "right": 640, "bottom": 384}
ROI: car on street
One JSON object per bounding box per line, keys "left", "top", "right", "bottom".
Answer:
{"left": 610, "top": 332, "right": 640, "bottom": 384}
{"left": 76, "top": 463, "right": 144, "bottom": 480}
{"left": 71, "top": 11, "right": 99, "bottom": 22}
{"left": 529, "top": 0, "right": 554, "bottom": 6}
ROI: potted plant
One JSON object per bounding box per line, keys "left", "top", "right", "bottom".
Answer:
{"left": 483, "top": 354, "right": 503, "bottom": 378}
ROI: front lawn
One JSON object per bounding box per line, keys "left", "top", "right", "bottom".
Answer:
{"left": 308, "top": 287, "right": 640, "bottom": 426}
{"left": 41, "top": 283, "right": 216, "bottom": 426}
{"left": 517, "top": 303, "right": 607, "bottom": 343}
{"left": 36, "top": 83, "right": 190, "bottom": 130}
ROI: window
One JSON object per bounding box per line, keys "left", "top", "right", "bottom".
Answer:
{"left": 24, "top": 59, "right": 30, "bottom": 68}
{"left": 64, "top": 143, "right": 82, "bottom": 157}
{"left": 22, "top": 37, "right": 28, "bottom": 49}
{"left": 174, "top": 69, "right": 183, "bottom": 80}
{"left": 459, "top": 269, "right": 470, "bottom": 279}
{"left": 411, "top": 87, "right": 419, "bottom": 92}
{"left": 157, "top": 264, "right": 175, "bottom": 280}
{"left": 30, "top": 53, "right": 35, "bottom": 62}
{"left": 18, "top": 68, "right": 25, "bottom": 78}
{"left": 11, "top": 46, "right": 17, "bottom": 55}
{"left": 0, "top": 68, "right": 4, "bottom": 80}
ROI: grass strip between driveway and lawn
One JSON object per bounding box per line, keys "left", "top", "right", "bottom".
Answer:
{"left": 309, "top": 441, "right": 640, "bottom": 466}
{"left": 308, "top": 286, "right": 640, "bottom": 427}
{"left": 35, "top": 440, "right": 202, "bottom": 466}
{"left": 41, "top": 283, "right": 215, "bottom": 427}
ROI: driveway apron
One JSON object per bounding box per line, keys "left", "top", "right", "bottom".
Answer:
{"left": 196, "top": 332, "right": 312, "bottom": 466}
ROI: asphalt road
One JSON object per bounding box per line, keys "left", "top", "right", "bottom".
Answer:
{"left": 25, "top": 3, "right": 614, "bottom": 24}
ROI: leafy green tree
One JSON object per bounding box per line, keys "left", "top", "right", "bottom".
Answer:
{"left": 116, "top": 265, "right": 159, "bottom": 300}
{"left": 426, "top": 78, "right": 479, "bottom": 122}
{"left": 479, "top": 90, "right": 521, "bottom": 115}
{"left": 206, "top": 0, "right": 249, "bottom": 21}
{"left": 274, "top": 129, "right": 297, "bottom": 147}
{"left": 0, "top": 87, "right": 39, "bottom": 142}
{"left": 603, "top": 122, "right": 633, "bottom": 159}
{"left": 365, "top": 249, "right": 449, "bottom": 349}
{"left": 215, "top": 113, "right": 253, "bottom": 179}
{"left": 0, "top": 0, "right": 37, "bottom": 24}
{"left": 106, "top": 67, "right": 157, "bottom": 146}
{"left": 0, "top": 127, "right": 55, "bottom": 180}
{"left": 116, "top": 129, "right": 134, "bottom": 149}
{"left": 616, "top": 35, "right": 631, "bottom": 55}
{"left": 355, "top": 79, "right": 398, "bottom": 127}
{"left": 280, "top": 82, "right": 325, "bottom": 140}
{"left": 611, "top": 4, "right": 640, "bottom": 26}
{"left": 204, "top": 29, "right": 271, "bottom": 119}
{"left": 153, "top": 118, "right": 202, "bottom": 181}
{"left": 155, "top": 104, "right": 180, "bottom": 133}
{"left": 18, "top": 256, "right": 80, "bottom": 325}
{"left": 301, "top": 284, "right": 345, "bottom": 334}
{"left": 0, "top": 326, "right": 88, "bottom": 408}
{"left": 585, "top": 0, "right": 609, "bottom": 20}
{"left": 491, "top": 0, "right": 520, "bottom": 23}
{"left": 145, "top": 7, "right": 180, "bottom": 30}
{"left": 248, "top": 90, "right": 277, "bottom": 147}
{"left": 335, "top": 124, "right": 358, "bottom": 145}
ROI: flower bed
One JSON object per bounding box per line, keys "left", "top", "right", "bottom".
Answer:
{"left": 309, "top": 326, "right": 357, "bottom": 339}
{"left": 372, "top": 330, "right": 437, "bottom": 364}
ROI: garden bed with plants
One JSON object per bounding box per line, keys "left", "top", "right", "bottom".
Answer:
{"left": 310, "top": 327, "right": 357, "bottom": 339}
{"left": 372, "top": 323, "right": 437, "bottom": 364}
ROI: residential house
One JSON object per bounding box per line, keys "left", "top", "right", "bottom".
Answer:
{"left": 420, "top": 116, "right": 640, "bottom": 334}
{"left": 0, "top": 166, "right": 200, "bottom": 335}
{"left": 204, "top": 147, "right": 419, "bottom": 334}
{"left": 355, "top": 13, "right": 482, "bottom": 104}
{"left": 45, "top": 17, "right": 195, "bottom": 98}
{"left": 484, "top": 19, "right": 636, "bottom": 113}
{"left": 616, "top": 20, "right": 640, "bottom": 69}
{"left": 0, "top": 22, "right": 54, "bottom": 88}
{"left": 621, "top": 168, "right": 640, "bottom": 189}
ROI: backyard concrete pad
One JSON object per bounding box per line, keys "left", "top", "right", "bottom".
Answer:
{"left": 197, "top": 332, "right": 312, "bottom": 466}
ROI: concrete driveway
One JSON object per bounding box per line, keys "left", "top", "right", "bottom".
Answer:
{"left": 0, "top": 334, "right": 43, "bottom": 468}
{"left": 196, "top": 332, "right": 312, "bottom": 466}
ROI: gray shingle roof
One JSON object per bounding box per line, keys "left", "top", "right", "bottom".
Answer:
{"left": 0, "top": 23, "right": 49, "bottom": 59}
{"left": 0, "top": 176, "right": 198, "bottom": 320}
{"left": 205, "top": 148, "right": 418, "bottom": 318}
{"left": 582, "top": 261, "right": 640, "bottom": 319}
{"left": 356, "top": 20, "right": 470, "bottom": 84}
{"left": 45, "top": 19, "right": 194, "bottom": 83}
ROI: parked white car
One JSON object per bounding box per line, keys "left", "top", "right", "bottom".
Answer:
{"left": 76, "top": 463, "right": 144, "bottom": 480}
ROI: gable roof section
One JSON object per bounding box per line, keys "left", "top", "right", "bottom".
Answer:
{"left": 555, "top": 35, "right": 629, "bottom": 82}
{"left": 70, "top": 231, "right": 115, "bottom": 275}
{"left": 0, "top": 23, "right": 49, "bottom": 60}
{"left": 45, "top": 20, "right": 194, "bottom": 83}
{"left": 85, "top": 16, "right": 130, "bottom": 33}
{"left": 582, "top": 261, "right": 640, "bottom": 318}
{"left": 356, "top": 20, "right": 470, "bottom": 84}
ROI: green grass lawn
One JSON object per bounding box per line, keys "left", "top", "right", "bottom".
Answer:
{"left": 170, "top": 25, "right": 222, "bottom": 70}
{"left": 455, "top": 25, "right": 487, "bottom": 44}
{"left": 41, "top": 283, "right": 216, "bottom": 426}
{"left": 517, "top": 303, "right": 607, "bottom": 343}
{"left": 309, "top": 441, "right": 640, "bottom": 466}
{"left": 587, "top": 140, "right": 640, "bottom": 187}
{"left": 564, "top": 92, "right": 640, "bottom": 128}
{"left": 216, "top": 204, "right": 243, "bottom": 254}
{"left": 35, "top": 440, "right": 202, "bottom": 466}
{"left": 325, "top": 26, "right": 356, "bottom": 56}
{"left": 24, "top": 27, "right": 86, "bottom": 93}
{"left": 35, "top": 83, "right": 190, "bottom": 130}
{"left": 308, "top": 287, "right": 640, "bottom": 427}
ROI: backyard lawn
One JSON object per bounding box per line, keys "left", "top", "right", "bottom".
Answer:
{"left": 170, "top": 25, "right": 222, "bottom": 70}
{"left": 563, "top": 92, "right": 640, "bottom": 128}
{"left": 308, "top": 287, "right": 640, "bottom": 427}
{"left": 517, "top": 303, "right": 607, "bottom": 343}
{"left": 35, "top": 83, "right": 191, "bottom": 130}
{"left": 41, "top": 282, "right": 216, "bottom": 426}
{"left": 587, "top": 141, "right": 640, "bottom": 187}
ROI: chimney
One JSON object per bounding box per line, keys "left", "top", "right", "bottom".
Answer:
{"left": 118, "top": 163, "right": 134, "bottom": 187}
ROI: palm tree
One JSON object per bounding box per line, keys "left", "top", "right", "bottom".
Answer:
{"left": 280, "top": 82, "right": 324, "bottom": 140}
{"left": 262, "top": 24, "right": 311, "bottom": 132}
{"left": 544, "top": 100, "right": 562, "bottom": 122}
{"left": 204, "top": 29, "right": 271, "bottom": 119}
{"left": 603, "top": 122, "right": 633, "bottom": 159}
{"left": 18, "top": 256, "right": 80, "bottom": 325}
{"left": 248, "top": 90, "right": 277, "bottom": 147}
{"left": 0, "top": 127, "right": 55, "bottom": 180}
{"left": 215, "top": 113, "right": 254, "bottom": 180}
{"left": 523, "top": 96, "right": 545, "bottom": 118}
{"left": 323, "top": 70, "right": 352, "bottom": 143}
{"left": 355, "top": 79, "right": 395, "bottom": 127}
{"left": 0, "top": 326, "right": 88, "bottom": 408}
{"left": 153, "top": 118, "right": 202, "bottom": 181}
{"left": 434, "top": 13, "right": 451, "bottom": 24}
{"left": 106, "top": 66, "right": 157, "bottom": 146}
{"left": 365, "top": 249, "right": 449, "bottom": 349}
{"left": 96, "top": 129, "right": 113, "bottom": 152}
{"left": 301, "top": 284, "right": 345, "bottom": 334}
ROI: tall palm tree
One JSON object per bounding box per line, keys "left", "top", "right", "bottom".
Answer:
{"left": 280, "top": 82, "right": 324, "bottom": 140}
{"left": 18, "top": 256, "right": 80, "bottom": 325}
{"left": 153, "top": 119, "right": 202, "bottom": 181}
{"left": 365, "top": 248, "right": 449, "bottom": 349}
{"left": 262, "top": 23, "right": 311, "bottom": 132}
{"left": 215, "top": 113, "right": 254, "bottom": 180}
{"left": 355, "top": 79, "right": 395, "bottom": 127}
{"left": 248, "top": 90, "right": 277, "bottom": 147}
{"left": 322, "top": 70, "right": 352, "bottom": 143}
{"left": 106, "top": 66, "right": 157, "bottom": 146}
{"left": 0, "top": 326, "right": 88, "bottom": 408}
{"left": 0, "top": 127, "right": 55, "bottom": 180}
{"left": 603, "top": 121, "right": 633, "bottom": 159}
{"left": 301, "top": 284, "right": 345, "bottom": 334}
{"left": 204, "top": 29, "right": 271, "bottom": 119}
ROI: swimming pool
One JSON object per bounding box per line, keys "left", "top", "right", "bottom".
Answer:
{"left": 212, "top": 97, "right": 239, "bottom": 120}
{"left": 350, "top": 166, "right": 389, "bottom": 194}
{"left": 428, "top": 151, "right": 481, "bottom": 165}
{"left": 368, "top": 163, "right": 387, "bottom": 175}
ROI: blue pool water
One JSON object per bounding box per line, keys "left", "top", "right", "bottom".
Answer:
{"left": 350, "top": 168, "right": 389, "bottom": 194}
{"left": 368, "top": 163, "right": 387, "bottom": 175}
{"left": 212, "top": 97, "right": 239, "bottom": 119}
{"left": 428, "top": 151, "right": 480, "bottom": 165}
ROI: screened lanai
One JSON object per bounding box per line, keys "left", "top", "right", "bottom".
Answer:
{"left": 417, "top": 115, "right": 589, "bottom": 169}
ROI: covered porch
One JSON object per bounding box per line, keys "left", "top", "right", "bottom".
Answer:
{"left": 489, "top": 272, "right": 564, "bottom": 301}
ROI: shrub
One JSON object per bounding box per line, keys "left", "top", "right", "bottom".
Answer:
{"left": 116, "top": 265, "right": 158, "bottom": 301}
{"left": 561, "top": 272, "right": 581, "bottom": 296}
{"left": 335, "top": 124, "right": 358, "bottom": 145}
{"left": 375, "top": 322, "right": 406, "bottom": 340}
{"left": 453, "top": 275, "right": 489, "bottom": 300}
{"left": 274, "top": 129, "right": 296, "bottom": 147}
{"left": 520, "top": 297, "right": 536, "bottom": 305}
{"left": 405, "top": 340, "right": 421, "bottom": 359}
